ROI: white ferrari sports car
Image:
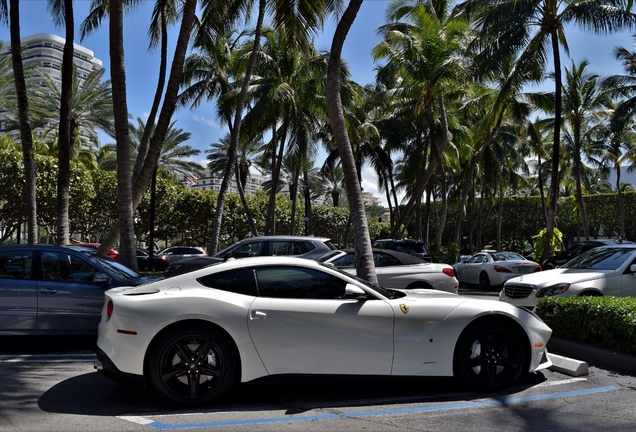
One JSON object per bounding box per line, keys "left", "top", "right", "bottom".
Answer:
{"left": 94, "top": 257, "right": 552, "bottom": 406}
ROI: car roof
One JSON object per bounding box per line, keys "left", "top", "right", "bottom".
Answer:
{"left": 233, "top": 235, "right": 332, "bottom": 242}
{"left": 339, "top": 248, "right": 428, "bottom": 264}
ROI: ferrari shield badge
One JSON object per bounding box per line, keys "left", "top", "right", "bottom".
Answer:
{"left": 400, "top": 304, "right": 410, "bottom": 314}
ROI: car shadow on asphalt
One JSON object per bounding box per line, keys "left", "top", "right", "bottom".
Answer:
{"left": 37, "top": 370, "right": 548, "bottom": 416}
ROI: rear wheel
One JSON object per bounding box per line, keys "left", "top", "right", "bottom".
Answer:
{"left": 479, "top": 272, "right": 491, "bottom": 290}
{"left": 148, "top": 324, "right": 237, "bottom": 406}
{"left": 454, "top": 320, "right": 526, "bottom": 390}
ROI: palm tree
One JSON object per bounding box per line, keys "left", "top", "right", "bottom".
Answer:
{"left": 373, "top": 0, "right": 470, "bottom": 241}
{"left": 95, "top": 0, "right": 198, "bottom": 269}
{"left": 206, "top": 0, "right": 344, "bottom": 254}
{"left": 37, "top": 68, "right": 114, "bottom": 146}
{"left": 321, "top": 164, "right": 345, "bottom": 207}
{"left": 456, "top": 0, "right": 636, "bottom": 261}
{"left": 241, "top": 28, "right": 330, "bottom": 235}
{"left": 206, "top": 132, "right": 263, "bottom": 236}
{"left": 556, "top": 60, "right": 609, "bottom": 241}
{"left": 326, "top": 0, "right": 378, "bottom": 285}
{"left": 100, "top": 117, "right": 203, "bottom": 177}
{"left": 2, "top": 0, "right": 38, "bottom": 243}
{"left": 45, "top": 0, "right": 75, "bottom": 245}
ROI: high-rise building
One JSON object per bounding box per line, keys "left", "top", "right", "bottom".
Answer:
{"left": 0, "top": 33, "right": 103, "bottom": 142}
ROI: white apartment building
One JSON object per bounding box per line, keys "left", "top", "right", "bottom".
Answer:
{"left": 184, "top": 170, "right": 267, "bottom": 196}
{"left": 0, "top": 33, "right": 103, "bottom": 142}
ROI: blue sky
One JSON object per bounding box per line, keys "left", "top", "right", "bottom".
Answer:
{"left": 2, "top": 0, "right": 635, "bottom": 202}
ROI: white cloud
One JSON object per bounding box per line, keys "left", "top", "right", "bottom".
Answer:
{"left": 193, "top": 115, "right": 220, "bottom": 129}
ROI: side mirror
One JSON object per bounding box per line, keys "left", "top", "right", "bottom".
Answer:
{"left": 93, "top": 272, "right": 110, "bottom": 284}
{"left": 345, "top": 283, "right": 368, "bottom": 299}
{"left": 630, "top": 264, "right": 636, "bottom": 273}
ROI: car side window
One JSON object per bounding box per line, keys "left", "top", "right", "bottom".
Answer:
{"left": 229, "top": 242, "right": 264, "bottom": 258}
{"left": 198, "top": 268, "right": 258, "bottom": 296}
{"left": 0, "top": 249, "right": 33, "bottom": 279}
{"left": 41, "top": 251, "right": 98, "bottom": 283}
{"left": 375, "top": 253, "right": 400, "bottom": 267}
{"left": 331, "top": 253, "right": 356, "bottom": 269}
{"left": 255, "top": 266, "right": 347, "bottom": 299}
{"left": 271, "top": 241, "right": 293, "bottom": 256}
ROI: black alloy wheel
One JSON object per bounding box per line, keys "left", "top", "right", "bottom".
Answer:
{"left": 454, "top": 320, "right": 526, "bottom": 390}
{"left": 149, "top": 324, "right": 237, "bottom": 405}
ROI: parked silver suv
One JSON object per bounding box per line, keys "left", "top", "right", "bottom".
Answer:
{"left": 165, "top": 236, "right": 336, "bottom": 276}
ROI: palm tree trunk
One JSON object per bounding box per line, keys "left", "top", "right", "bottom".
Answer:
{"left": 616, "top": 164, "right": 625, "bottom": 239}
{"left": 132, "top": 3, "right": 168, "bottom": 185}
{"left": 303, "top": 168, "right": 313, "bottom": 235}
{"left": 209, "top": 0, "right": 266, "bottom": 254}
{"left": 109, "top": 0, "right": 136, "bottom": 269}
{"left": 265, "top": 124, "right": 288, "bottom": 235}
{"left": 55, "top": 0, "right": 74, "bottom": 246}
{"left": 10, "top": 0, "right": 37, "bottom": 244}
{"left": 543, "top": 30, "right": 563, "bottom": 262}
{"left": 235, "top": 161, "right": 259, "bottom": 237}
{"left": 99, "top": 0, "right": 197, "bottom": 256}
{"left": 573, "top": 136, "right": 588, "bottom": 240}
{"left": 326, "top": 0, "right": 377, "bottom": 286}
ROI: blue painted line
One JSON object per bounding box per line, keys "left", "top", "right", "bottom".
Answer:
{"left": 143, "top": 385, "right": 620, "bottom": 430}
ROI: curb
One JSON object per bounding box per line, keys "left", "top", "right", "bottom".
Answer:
{"left": 547, "top": 337, "right": 636, "bottom": 375}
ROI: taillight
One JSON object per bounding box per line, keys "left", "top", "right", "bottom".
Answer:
{"left": 494, "top": 265, "right": 512, "bottom": 273}
{"left": 535, "top": 266, "right": 542, "bottom": 272}
{"left": 443, "top": 267, "right": 455, "bottom": 277}
{"left": 106, "top": 299, "right": 113, "bottom": 319}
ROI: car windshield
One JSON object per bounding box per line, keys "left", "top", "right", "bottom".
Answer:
{"left": 562, "top": 247, "right": 636, "bottom": 270}
{"left": 492, "top": 252, "right": 525, "bottom": 261}
{"left": 79, "top": 250, "right": 140, "bottom": 279}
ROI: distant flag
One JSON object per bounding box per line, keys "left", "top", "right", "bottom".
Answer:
{"left": 185, "top": 173, "right": 199, "bottom": 188}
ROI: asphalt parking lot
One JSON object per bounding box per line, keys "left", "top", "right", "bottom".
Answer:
{"left": 1, "top": 343, "right": 636, "bottom": 431}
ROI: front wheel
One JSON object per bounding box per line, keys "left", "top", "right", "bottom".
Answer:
{"left": 148, "top": 324, "right": 237, "bottom": 406}
{"left": 454, "top": 320, "right": 526, "bottom": 390}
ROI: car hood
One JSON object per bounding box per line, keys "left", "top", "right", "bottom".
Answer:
{"left": 507, "top": 268, "right": 614, "bottom": 285}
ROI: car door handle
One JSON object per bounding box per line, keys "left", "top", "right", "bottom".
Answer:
{"left": 250, "top": 311, "right": 267, "bottom": 320}
{"left": 38, "top": 287, "right": 57, "bottom": 294}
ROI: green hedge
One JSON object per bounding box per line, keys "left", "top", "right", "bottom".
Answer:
{"left": 535, "top": 296, "right": 636, "bottom": 354}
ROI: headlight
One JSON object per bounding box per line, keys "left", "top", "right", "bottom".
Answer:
{"left": 535, "top": 283, "right": 570, "bottom": 298}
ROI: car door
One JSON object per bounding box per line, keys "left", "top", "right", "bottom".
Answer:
{"left": 0, "top": 248, "right": 37, "bottom": 331}
{"left": 372, "top": 252, "right": 403, "bottom": 289}
{"left": 620, "top": 253, "right": 636, "bottom": 297}
{"left": 36, "top": 250, "right": 108, "bottom": 332}
{"left": 248, "top": 265, "right": 395, "bottom": 375}
{"left": 461, "top": 254, "right": 487, "bottom": 283}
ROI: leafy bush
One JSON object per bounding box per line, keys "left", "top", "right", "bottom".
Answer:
{"left": 535, "top": 296, "right": 636, "bottom": 354}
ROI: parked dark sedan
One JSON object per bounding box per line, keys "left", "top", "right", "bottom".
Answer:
{"left": 136, "top": 248, "right": 170, "bottom": 271}
{"left": 0, "top": 244, "right": 160, "bottom": 335}
{"left": 542, "top": 239, "right": 633, "bottom": 269}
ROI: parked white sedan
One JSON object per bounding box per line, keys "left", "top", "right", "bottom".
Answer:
{"left": 500, "top": 244, "right": 636, "bottom": 309}
{"left": 453, "top": 251, "right": 541, "bottom": 290}
{"left": 95, "top": 257, "right": 552, "bottom": 406}
{"left": 319, "top": 248, "right": 458, "bottom": 293}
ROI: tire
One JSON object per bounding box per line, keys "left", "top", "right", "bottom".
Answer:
{"left": 148, "top": 324, "right": 237, "bottom": 406}
{"left": 453, "top": 319, "right": 526, "bottom": 390}
{"left": 479, "top": 272, "right": 491, "bottom": 290}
